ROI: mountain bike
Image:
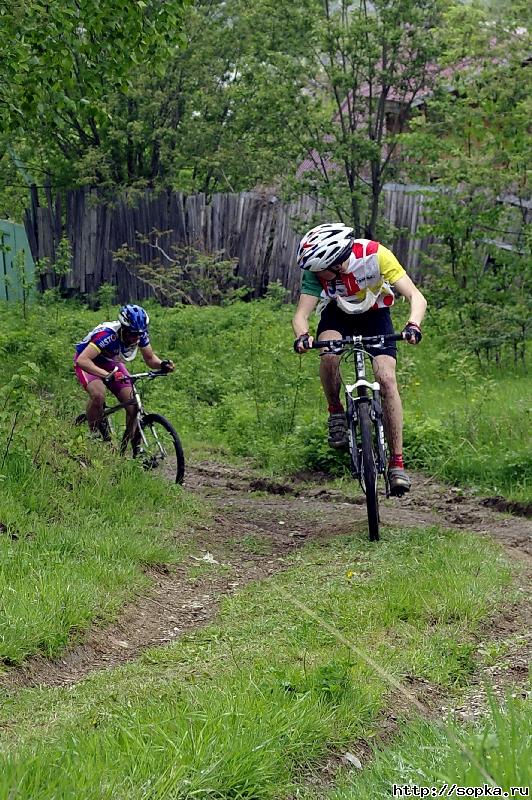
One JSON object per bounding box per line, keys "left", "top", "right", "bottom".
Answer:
{"left": 312, "top": 333, "right": 405, "bottom": 541}
{"left": 76, "top": 370, "right": 185, "bottom": 484}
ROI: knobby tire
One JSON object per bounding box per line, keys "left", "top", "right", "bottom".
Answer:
{"left": 140, "top": 413, "right": 185, "bottom": 485}
{"left": 359, "top": 401, "right": 379, "bottom": 541}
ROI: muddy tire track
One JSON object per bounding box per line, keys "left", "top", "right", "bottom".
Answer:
{"left": 1, "top": 461, "right": 530, "bottom": 690}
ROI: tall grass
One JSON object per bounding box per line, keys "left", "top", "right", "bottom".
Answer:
{"left": 0, "top": 526, "right": 515, "bottom": 797}
{"left": 1, "top": 296, "right": 529, "bottom": 500}
{"left": 0, "top": 294, "right": 528, "bottom": 662}
{"left": 0, "top": 307, "right": 200, "bottom": 665}
{"left": 330, "top": 691, "right": 531, "bottom": 799}
{"left": 147, "top": 297, "right": 531, "bottom": 500}
{"left": 0, "top": 435, "right": 197, "bottom": 664}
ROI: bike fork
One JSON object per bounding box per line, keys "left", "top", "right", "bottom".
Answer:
{"left": 371, "top": 391, "right": 386, "bottom": 470}
{"left": 371, "top": 389, "right": 390, "bottom": 496}
{"left": 346, "top": 393, "right": 360, "bottom": 479}
{"left": 347, "top": 391, "right": 387, "bottom": 483}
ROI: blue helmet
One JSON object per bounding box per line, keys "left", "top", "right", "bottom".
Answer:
{"left": 118, "top": 304, "right": 150, "bottom": 333}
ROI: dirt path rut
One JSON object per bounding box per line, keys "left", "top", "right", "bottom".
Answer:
{"left": 1, "top": 461, "right": 530, "bottom": 690}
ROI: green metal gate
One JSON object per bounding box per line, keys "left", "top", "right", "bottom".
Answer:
{"left": 0, "top": 219, "right": 35, "bottom": 303}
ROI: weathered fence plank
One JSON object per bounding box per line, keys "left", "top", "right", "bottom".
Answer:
{"left": 25, "top": 185, "right": 436, "bottom": 303}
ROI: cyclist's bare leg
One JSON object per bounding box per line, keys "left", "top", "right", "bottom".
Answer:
{"left": 318, "top": 328, "right": 349, "bottom": 447}
{"left": 117, "top": 385, "right": 139, "bottom": 454}
{"left": 372, "top": 355, "right": 402, "bottom": 455}
{"left": 318, "top": 328, "right": 343, "bottom": 406}
{"left": 85, "top": 380, "right": 107, "bottom": 433}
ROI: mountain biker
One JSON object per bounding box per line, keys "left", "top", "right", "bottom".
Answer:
{"left": 74, "top": 304, "right": 174, "bottom": 450}
{"left": 292, "top": 223, "right": 426, "bottom": 496}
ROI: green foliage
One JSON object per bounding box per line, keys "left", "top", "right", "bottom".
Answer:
{"left": 0, "top": 360, "right": 42, "bottom": 468}
{"left": 264, "top": 280, "right": 291, "bottom": 307}
{"left": 96, "top": 282, "right": 116, "bottom": 318}
{"left": 141, "top": 298, "right": 529, "bottom": 500}
{"left": 12, "top": 250, "right": 34, "bottom": 319}
{"left": 402, "top": 417, "right": 453, "bottom": 471}
{"left": 297, "top": 417, "right": 350, "bottom": 476}
{"left": 36, "top": 238, "right": 73, "bottom": 317}
{"left": 151, "top": 0, "right": 315, "bottom": 196}
{"left": 402, "top": 325, "right": 531, "bottom": 500}
{"left": 0, "top": 0, "right": 189, "bottom": 194}
{"left": 0, "top": 0, "right": 309, "bottom": 197}
{"left": 400, "top": 0, "right": 531, "bottom": 365}
{"left": 114, "top": 234, "right": 248, "bottom": 306}
{"left": 5, "top": 294, "right": 528, "bottom": 498}
{"left": 0, "top": 302, "right": 199, "bottom": 664}
{"left": 0, "top": 427, "right": 194, "bottom": 664}
{"left": 285, "top": 0, "right": 448, "bottom": 236}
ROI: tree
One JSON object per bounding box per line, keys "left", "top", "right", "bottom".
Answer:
{"left": 400, "top": 0, "right": 531, "bottom": 363}
{"left": 110, "top": 0, "right": 316, "bottom": 196}
{"left": 288, "top": 0, "right": 447, "bottom": 237}
{"left": 0, "top": 0, "right": 315, "bottom": 199}
{"left": 0, "top": 0, "right": 190, "bottom": 189}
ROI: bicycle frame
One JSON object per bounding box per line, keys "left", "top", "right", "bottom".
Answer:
{"left": 313, "top": 333, "right": 403, "bottom": 492}
{"left": 103, "top": 371, "right": 165, "bottom": 451}
{"left": 338, "top": 343, "right": 387, "bottom": 486}
{"left": 310, "top": 332, "right": 406, "bottom": 541}
{"left": 76, "top": 368, "right": 185, "bottom": 483}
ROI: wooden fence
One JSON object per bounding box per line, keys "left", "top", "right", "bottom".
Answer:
{"left": 24, "top": 185, "right": 433, "bottom": 302}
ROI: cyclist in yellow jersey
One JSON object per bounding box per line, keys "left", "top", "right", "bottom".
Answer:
{"left": 292, "top": 223, "right": 427, "bottom": 495}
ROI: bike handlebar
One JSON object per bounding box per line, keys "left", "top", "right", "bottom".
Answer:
{"left": 129, "top": 369, "right": 170, "bottom": 381}
{"left": 311, "top": 332, "right": 405, "bottom": 352}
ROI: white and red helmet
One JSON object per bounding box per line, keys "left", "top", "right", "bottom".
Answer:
{"left": 297, "top": 223, "right": 354, "bottom": 272}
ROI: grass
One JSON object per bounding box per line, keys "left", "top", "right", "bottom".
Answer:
{"left": 0, "top": 525, "right": 518, "bottom": 797}
{"left": 1, "top": 297, "right": 530, "bottom": 502}
{"left": 0, "top": 296, "right": 528, "bottom": 664}
{"left": 0, "top": 432, "right": 201, "bottom": 665}
{"left": 131, "top": 298, "right": 531, "bottom": 501}
{"left": 402, "top": 342, "right": 531, "bottom": 503}
{"left": 323, "top": 691, "right": 531, "bottom": 799}
{"left": 0, "top": 297, "right": 529, "bottom": 795}
{"left": 0, "top": 334, "right": 202, "bottom": 665}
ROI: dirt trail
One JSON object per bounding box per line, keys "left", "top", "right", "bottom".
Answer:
{"left": 1, "top": 461, "right": 530, "bottom": 690}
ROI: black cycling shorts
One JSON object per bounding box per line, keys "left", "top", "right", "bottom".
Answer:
{"left": 316, "top": 303, "right": 397, "bottom": 358}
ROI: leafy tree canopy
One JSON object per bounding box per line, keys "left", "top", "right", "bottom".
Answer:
{"left": 0, "top": 0, "right": 189, "bottom": 205}
{"left": 0, "top": 0, "right": 529, "bottom": 237}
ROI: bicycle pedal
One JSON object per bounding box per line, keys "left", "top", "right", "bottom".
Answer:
{"left": 142, "top": 455, "right": 160, "bottom": 470}
{"left": 389, "top": 486, "right": 409, "bottom": 498}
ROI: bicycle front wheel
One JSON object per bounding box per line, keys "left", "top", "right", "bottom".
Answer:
{"left": 359, "top": 401, "right": 379, "bottom": 541}
{"left": 139, "top": 413, "right": 185, "bottom": 485}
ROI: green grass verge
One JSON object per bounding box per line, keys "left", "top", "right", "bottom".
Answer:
{"left": 325, "top": 691, "right": 531, "bottom": 798}
{"left": 0, "top": 526, "right": 517, "bottom": 798}
{"left": 0, "top": 414, "right": 201, "bottom": 665}
{"left": 2, "top": 297, "right": 530, "bottom": 505}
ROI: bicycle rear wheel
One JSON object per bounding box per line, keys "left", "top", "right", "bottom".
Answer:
{"left": 358, "top": 401, "right": 379, "bottom": 541}
{"left": 139, "top": 413, "right": 185, "bottom": 485}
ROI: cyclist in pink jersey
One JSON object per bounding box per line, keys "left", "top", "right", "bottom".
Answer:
{"left": 74, "top": 304, "right": 174, "bottom": 449}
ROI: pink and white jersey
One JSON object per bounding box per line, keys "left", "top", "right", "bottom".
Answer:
{"left": 75, "top": 321, "right": 150, "bottom": 364}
